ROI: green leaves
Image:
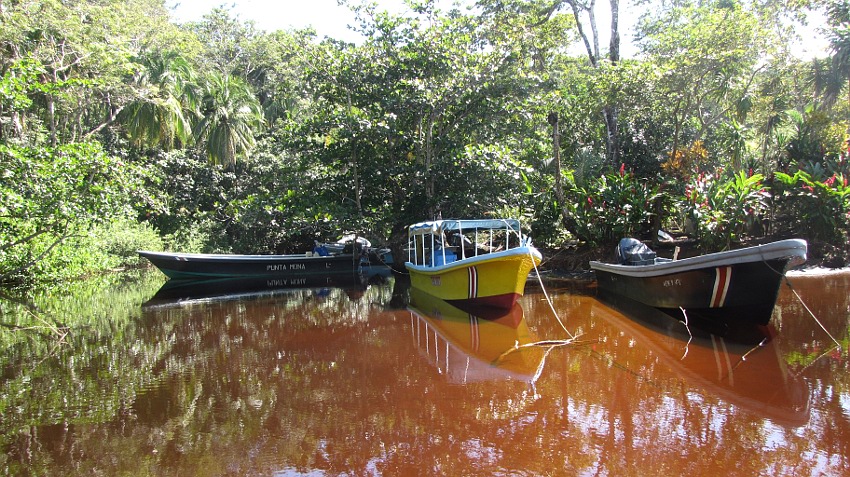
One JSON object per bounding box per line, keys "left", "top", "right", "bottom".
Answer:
{"left": 565, "top": 165, "right": 664, "bottom": 245}
{"left": 0, "top": 142, "right": 145, "bottom": 283}
{"left": 774, "top": 169, "right": 850, "bottom": 243}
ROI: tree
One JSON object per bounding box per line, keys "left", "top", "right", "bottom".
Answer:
{"left": 193, "top": 72, "right": 264, "bottom": 166}
{"left": 0, "top": 142, "right": 142, "bottom": 283}
{"left": 816, "top": 1, "right": 850, "bottom": 147}
{"left": 637, "top": 0, "right": 770, "bottom": 173}
{"left": 119, "top": 51, "right": 198, "bottom": 151}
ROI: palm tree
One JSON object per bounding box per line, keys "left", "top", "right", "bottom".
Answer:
{"left": 193, "top": 72, "right": 264, "bottom": 166}
{"left": 809, "top": 2, "right": 850, "bottom": 157}
{"left": 120, "top": 51, "right": 197, "bottom": 150}
{"left": 814, "top": 2, "right": 849, "bottom": 106}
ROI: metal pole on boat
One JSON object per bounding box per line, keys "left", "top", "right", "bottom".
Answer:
{"left": 430, "top": 231, "right": 435, "bottom": 266}
{"left": 458, "top": 222, "right": 466, "bottom": 260}
{"left": 439, "top": 224, "right": 446, "bottom": 265}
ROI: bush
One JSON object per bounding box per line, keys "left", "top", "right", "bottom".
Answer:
{"left": 680, "top": 169, "right": 770, "bottom": 250}
{"left": 566, "top": 165, "right": 664, "bottom": 246}
{"left": 94, "top": 219, "right": 164, "bottom": 265}
{"left": 773, "top": 170, "right": 850, "bottom": 244}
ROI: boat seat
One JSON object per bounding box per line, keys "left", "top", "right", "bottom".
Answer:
{"left": 434, "top": 249, "right": 457, "bottom": 266}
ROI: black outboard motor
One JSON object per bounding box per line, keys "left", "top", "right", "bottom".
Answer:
{"left": 617, "top": 238, "right": 657, "bottom": 265}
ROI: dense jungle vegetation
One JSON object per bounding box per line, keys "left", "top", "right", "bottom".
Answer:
{"left": 1, "top": 0, "right": 849, "bottom": 286}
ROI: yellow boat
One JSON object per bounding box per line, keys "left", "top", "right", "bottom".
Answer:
{"left": 405, "top": 219, "right": 542, "bottom": 309}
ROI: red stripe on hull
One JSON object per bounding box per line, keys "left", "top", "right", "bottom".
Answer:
{"left": 467, "top": 266, "right": 478, "bottom": 299}
{"left": 711, "top": 266, "right": 731, "bottom": 308}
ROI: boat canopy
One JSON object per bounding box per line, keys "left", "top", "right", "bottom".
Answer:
{"left": 408, "top": 219, "right": 522, "bottom": 236}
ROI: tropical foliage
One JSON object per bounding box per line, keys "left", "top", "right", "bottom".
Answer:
{"left": 1, "top": 0, "right": 849, "bottom": 284}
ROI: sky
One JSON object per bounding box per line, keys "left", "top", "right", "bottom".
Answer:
{"left": 166, "top": 0, "right": 419, "bottom": 44}
{"left": 165, "top": 0, "right": 828, "bottom": 59}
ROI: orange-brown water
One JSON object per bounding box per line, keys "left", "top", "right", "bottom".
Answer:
{"left": 2, "top": 270, "right": 848, "bottom": 476}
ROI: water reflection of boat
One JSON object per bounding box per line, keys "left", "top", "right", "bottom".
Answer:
{"left": 408, "top": 288, "right": 544, "bottom": 383}
{"left": 595, "top": 292, "right": 811, "bottom": 427}
{"left": 142, "top": 274, "right": 367, "bottom": 308}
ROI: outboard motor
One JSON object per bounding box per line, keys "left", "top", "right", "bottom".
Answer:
{"left": 617, "top": 238, "right": 657, "bottom": 265}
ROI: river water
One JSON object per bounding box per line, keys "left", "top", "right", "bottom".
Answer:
{"left": 1, "top": 268, "right": 848, "bottom": 476}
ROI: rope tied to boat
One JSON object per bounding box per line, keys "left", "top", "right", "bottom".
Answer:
{"left": 528, "top": 245, "right": 577, "bottom": 341}
{"left": 761, "top": 254, "right": 842, "bottom": 351}
{"left": 783, "top": 276, "right": 842, "bottom": 349}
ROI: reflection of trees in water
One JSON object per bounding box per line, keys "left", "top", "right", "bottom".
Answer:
{"left": 1, "top": 272, "right": 849, "bottom": 475}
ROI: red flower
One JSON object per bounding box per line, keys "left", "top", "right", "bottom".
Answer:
{"left": 619, "top": 163, "right": 626, "bottom": 177}
{"left": 826, "top": 175, "right": 836, "bottom": 187}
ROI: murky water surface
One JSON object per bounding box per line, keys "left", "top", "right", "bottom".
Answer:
{"left": 1, "top": 269, "right": 848, "bottom": 476}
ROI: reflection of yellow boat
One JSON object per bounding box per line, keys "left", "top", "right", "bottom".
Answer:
{"left": 408, "top": 288, "right": 544, "bottom": 383}
{"left": 595, "top": 292, "right": 810, "bottom": 427}
{"left": 405, "top": 219, "right": 542, "bottom": 309}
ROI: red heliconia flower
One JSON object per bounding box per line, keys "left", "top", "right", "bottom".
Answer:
{"left": 619, "top": 163, "right": 626, "bottom": 177}
{"left": 826, "top": 175, "right": 836, "bottom": 187}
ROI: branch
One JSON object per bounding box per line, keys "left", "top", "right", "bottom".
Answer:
{"left": 0, "top": 226, "right": 77, "bottom": 281}
{"left": 83, "top": 104, "right": 125, "bottom": 138}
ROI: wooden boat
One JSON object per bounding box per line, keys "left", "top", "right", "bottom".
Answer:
{"left": 138, "top": 250, "right": 364, "bottom": 280}
{"left": 404, "top": 219, "right": 542, "bottom": 309}
{"left": 589, "top": 238, "right": 808, "bottom": 325}
{"left": 408, "top": 288, "right": 544, "bottom": 383}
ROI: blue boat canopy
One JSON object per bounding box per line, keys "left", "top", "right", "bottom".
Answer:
{"left": 408, "top": 219, "right": 522, "bottom": 236}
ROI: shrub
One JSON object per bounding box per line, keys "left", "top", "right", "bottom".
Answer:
{"left": 681, "top": 169, "right": 770, "bottom": 250}
{"left": 773, "top": 170, "right": 850, "bottom": 243}
{"left": 566, "top": 165, "right": 664, "bottom": 245}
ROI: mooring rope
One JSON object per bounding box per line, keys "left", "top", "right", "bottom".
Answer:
{"left": 784, "top": 276, "right": 842, "bottom": 349}
{"left": 529, "top": 246, "right": 577, "bottom": 340}
{"left": 762, "top": 256, "right": 843, "bottom": 351}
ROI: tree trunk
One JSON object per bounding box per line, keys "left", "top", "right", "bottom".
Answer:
{"left": 425, "top": 109, "right": 437, "bottom": 219}
{"left": 564, "top": 0, "right": 621, "bottom": 165}
{"left": 549, "top": 112, "right": 579, "bottom": 234}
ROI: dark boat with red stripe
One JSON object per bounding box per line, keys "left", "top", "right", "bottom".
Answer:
{"left": 589, "top": 238, "right": 808, "bottom": 326}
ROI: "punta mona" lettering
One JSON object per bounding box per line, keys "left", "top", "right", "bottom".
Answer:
{"left": 266, "top": 263, "right": 307, "bottom": 271}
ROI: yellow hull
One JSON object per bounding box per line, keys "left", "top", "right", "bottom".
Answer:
{"left": 405, "top": 246, "right": 541, "bottom": 309}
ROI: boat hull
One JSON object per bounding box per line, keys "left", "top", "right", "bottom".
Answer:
{"left": 405, "top": 246, "right": 542, "bottom": 309}
{"left": 138, "top": 250, "right": 362, "bottom": 280}
{"left": 590, "top": 239, "right": 807, "bottom": 326}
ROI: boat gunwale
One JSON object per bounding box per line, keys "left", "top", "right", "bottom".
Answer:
{"left": 138, "top": 250, "right": 358, "bottom": 262}
{"left": 588, "top": 239, "right": 807, "bottom": 278}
